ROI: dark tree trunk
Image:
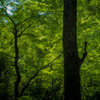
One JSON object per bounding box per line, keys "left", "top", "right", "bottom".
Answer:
{"left": 14, "top": 28, "right": 21, "bottom": 100}
{"left": 63, "top": 0, "right": 81, "bottom": 100}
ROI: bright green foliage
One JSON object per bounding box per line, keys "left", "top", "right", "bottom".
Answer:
{"left": 0, "top": 0, "right": 100, "bottom": 99}
{"left": 78, "top": 0, "right": 100, "bottom": 100}
{"left": 0, "top": 0, "right": 63, "bottom": 99}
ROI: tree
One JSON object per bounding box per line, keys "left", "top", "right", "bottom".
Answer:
{"left": 63, "top": 0, "right": 87, "bottom": 100}
{"left": 0, "top": 0, "right": 63, "bottom": 100}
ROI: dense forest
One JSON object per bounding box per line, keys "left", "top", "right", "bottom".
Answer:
{"left": 0, "top": 0, "right": 100, "bottom": 100}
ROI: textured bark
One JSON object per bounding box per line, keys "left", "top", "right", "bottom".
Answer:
{"left": 63, "top": 0, "right": 81, "bottom": 100}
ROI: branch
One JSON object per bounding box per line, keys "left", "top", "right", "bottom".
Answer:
{"left": 17, "top": 23, "right": 33, "bottom": 38}
{"left": 21, "top": 16, "right": 32, "bottom": 24}
{"left": 78, "top": 41, "right": 87, "bottom": 67}
{"left": 19, "top": 52, "right": 63, "bottom": 97}
{"left": 17, "top": 24, "right": 25, "bottom": 33}
{"left": 17, "top": 14, "right": 38, "bottom": 33}
{"left": 1, "top": 5, "right": 15, "bottom": 25}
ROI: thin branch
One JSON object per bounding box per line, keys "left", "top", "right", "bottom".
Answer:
{"left": 17, "top": 22, "right": 33, "bottom": 38}
{"left": 21, "top": 16, "right": 32, "bottom": 24}
{"left": 81, "top": 41, "right": 87, "bottom": 63}
{"left": 17, "top": 14, "right": 37, "bottom": 32}
{"left": 4, "top": 10, "right": 15, "bottom": 25}
{"left": 17, "top": 24, "right": 25, "bottom": 33}
{"left": 78, "top": 41, "right": 87, "bottom": 67}
{"left": 19, "top": 51, "right": 63, "bottom": 97}
{"left": 1, "top": 3, "right": 15, "bottom": 25}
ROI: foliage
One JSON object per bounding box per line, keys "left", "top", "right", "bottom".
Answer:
{"left": 0, "top": 0, "right": 63, "bottom": 99}
{"left": 78, "top": 0, "right": 100, "bottom": 100}
{"left": 0, "top": 0, "right": 100, "bottom": 100}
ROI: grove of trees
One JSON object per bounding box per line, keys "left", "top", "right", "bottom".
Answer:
{"left": 0, "top": 0, "right": 100, "bottom": 100}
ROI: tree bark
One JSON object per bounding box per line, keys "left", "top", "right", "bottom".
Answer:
{"left": 63, "top": 0, "right": 81, "bottom": 100}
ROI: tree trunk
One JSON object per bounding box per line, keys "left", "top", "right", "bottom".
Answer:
{"left": 14, "top": 29, "right": 21, "bottom": 100}
{"left": 63, "top": 0, "right": 81, "bottom": 100}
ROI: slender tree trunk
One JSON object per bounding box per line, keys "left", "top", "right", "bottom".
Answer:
{"left": 63, "top": 0, "right": 81, "bottom": 100}
{"left": 14, "top": 29, "right": 21, "bottom": 100}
